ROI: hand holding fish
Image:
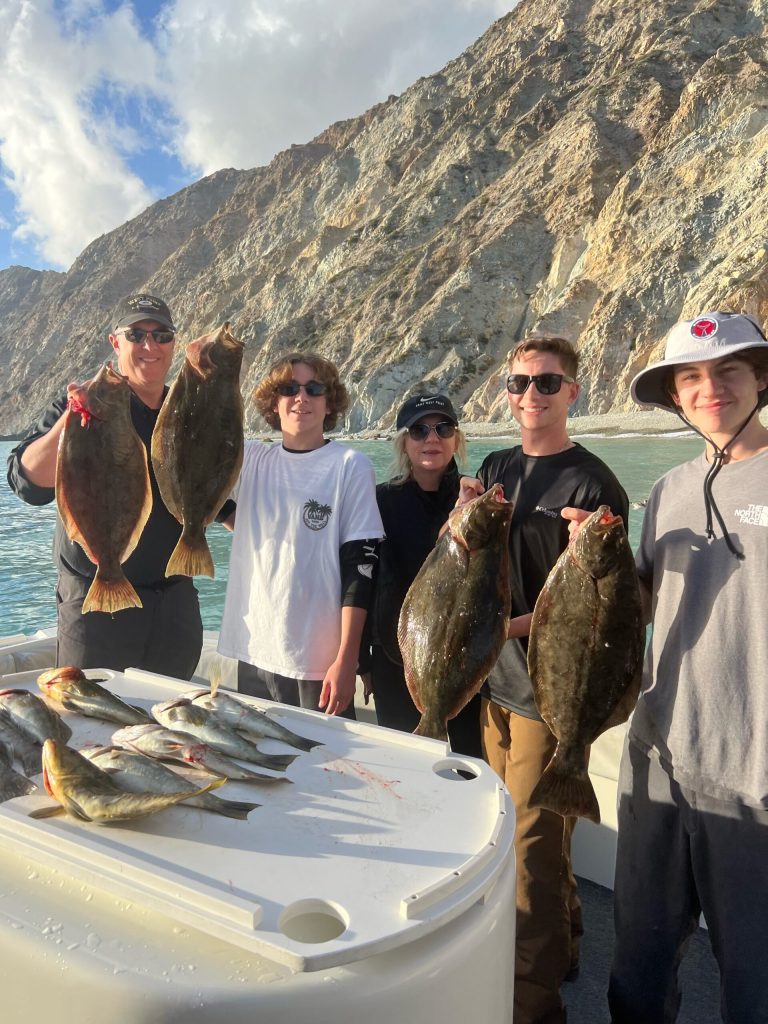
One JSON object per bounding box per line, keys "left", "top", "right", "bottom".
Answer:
{"left": 457, "top": 476, "right": 485, "bottom": 506}
{"left": 560, "top": 505, "right": 593, "bottom": 540}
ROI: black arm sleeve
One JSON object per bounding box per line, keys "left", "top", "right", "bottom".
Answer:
{"left": 6, "top": 395, "right": 68, "bottom": 506}
{"left": 339, "top": 538, "right": 380, "bottom": 609}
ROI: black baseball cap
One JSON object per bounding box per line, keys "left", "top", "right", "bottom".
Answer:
{"left": 396, "top": 393, "right": 459, "bottom": 430}
{"left": 112, "top": 293, "right": 176, "bottom": 333}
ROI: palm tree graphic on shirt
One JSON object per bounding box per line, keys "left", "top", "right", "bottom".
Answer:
{"left": 303, "top": 499, "right": 333, "bottom": 531}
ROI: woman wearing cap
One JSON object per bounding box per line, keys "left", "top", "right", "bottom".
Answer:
{"left": 367, "top": 393, "right": 482, "bottom": 756}
{"left": 218, "top": 352, "right": 383, "bottom": 717}
{"left": 607, "top": 312, "right": 768, "bottom": 1023}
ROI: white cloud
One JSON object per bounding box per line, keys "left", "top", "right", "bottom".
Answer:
{"left": 158, "top": 0, "right": 510, "bottom": 174}
{"left": 0, "top": 0, "right": 511, "bottom": 269}
{"left": 0, "top": 0, "right": 160, "bottom": 268}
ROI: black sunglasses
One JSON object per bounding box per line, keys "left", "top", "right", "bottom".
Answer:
{"left": 121, "top": 327, "right": 176, "bottom": 345}
{"left": 275, "top": 379, "right": 327, "bottom": 397}
{"left": 506, "top": 372, "right": 575, "bottom": 395}
{"left": 406, "top": 421, "right": 456, "bottom": 441}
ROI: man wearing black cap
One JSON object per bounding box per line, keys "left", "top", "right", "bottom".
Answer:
{"left": 607, "top": 311, "right": 768, "bottom": 1024}
{"left": 7, "top": 293, "right": 205, "bottom": 679}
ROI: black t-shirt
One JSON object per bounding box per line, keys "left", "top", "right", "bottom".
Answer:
{"left": 477, "top": 443, "right": 629, "bottom": 718}
{"left": 7, "top": 390, "right": 234, "bottom": 588}
{"left": 371, "top": 462, "right": 460, "bottom": 664}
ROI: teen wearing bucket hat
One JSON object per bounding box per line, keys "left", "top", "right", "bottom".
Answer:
{"left": 6, "top": 293, "right": 224, "bottom": 680}
{"left": 364, "top": 392, "right": 482, "bottom": 755}
{"left": 608, "top": 311, "right": 768, "bottom": 1023}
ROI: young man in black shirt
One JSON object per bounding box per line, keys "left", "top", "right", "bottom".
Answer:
{"left": 458, "top": 336, "right": 628, "bottom": 1024}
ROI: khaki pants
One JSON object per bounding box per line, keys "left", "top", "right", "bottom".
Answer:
{"left": 482, "top": 700, "right": 581, "bottom": 1024}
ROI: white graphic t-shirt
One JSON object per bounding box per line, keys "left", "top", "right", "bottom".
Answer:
{"left": 218, "top": 440, "right": 383, "bottom": 679}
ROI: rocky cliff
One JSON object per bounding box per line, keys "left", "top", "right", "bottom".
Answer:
{"left": 1, "top": 0, "right": 767, "bottom": 435}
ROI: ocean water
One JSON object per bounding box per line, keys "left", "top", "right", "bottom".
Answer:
{"left": 0, "top": 434, "right": 701, "bottom": 637}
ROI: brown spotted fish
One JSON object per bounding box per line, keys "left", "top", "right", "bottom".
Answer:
{"left": 398, "top": 484, "right": 513, "bottom": 742}
{"left": 151, "top": 322, "right": 244, "bottom": 577}
{"left": 528, "top": 506, "right": 644, "bottom": 823}
{"left": 56, "top": 363, "right": 152, "bottom": 613}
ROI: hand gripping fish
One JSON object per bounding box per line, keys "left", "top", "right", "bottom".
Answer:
{"left": 151, "top": 698, "right": 298, "bottom": 771}
{"left": 398, "top": 484, "right": 514, "bottom": 742}
{"left": 83, "top": 746, "right": 259, "bottom": 820}
{"left": 151, "top": 323, "right": 244, "bottom": 578}
{"left": 37, "top": 667, "right": 153, "bottom": 726}
{"left": 41, "top": 739, "right": 225, "bottom": 824}
{"left": 185, "top": 688, "right": 320, "bottom": 752}
{"left": 528, "top": 506, "right": 644, "bottom": 823}
{"left": 56, "top": 363, "right": 153, "bottom": 613}
{"left": 112, "top": 724, "right": 292, "bottom": 785}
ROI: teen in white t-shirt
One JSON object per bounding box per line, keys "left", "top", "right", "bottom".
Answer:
{"left": 218, "top": 353, "right": 383, "bottom": 716}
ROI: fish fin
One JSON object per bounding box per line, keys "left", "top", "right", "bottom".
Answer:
{"left": 121, "top": 450, "right": 154, "bottom": 562}
{"left": 28, "top": 804, "right": 66, "bottom": 819}
{"left": 530, "top": 756, "right": 601, "bottom": 824}
{"left": 413, "top": 715, "right": 449, "bottom": 742}
{"left": 193, "top": 776, "right": 228, "bottom": 797}
{"left": 165, "top": 530, "right": 215, "bottom": 579}
{"left": 82, "top": 572, "right": 143, "bottom": 614}
{"left": 128, "top": 704, "right": 153, "bottom": 722}
{"left": 215, "top": 799, "right": 261, "bottom": 820}
{"left": 56, "top": 495, "right": 100, "bottom": 565}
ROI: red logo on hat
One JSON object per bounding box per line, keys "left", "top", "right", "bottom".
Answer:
{"left": 690, "top": 318, "right": 718, "bottom": 338}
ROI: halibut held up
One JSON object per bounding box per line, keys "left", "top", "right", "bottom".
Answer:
{"left": 398, "top": 484, "right": 513, "bottom": 742}
{"left": 528, "top": 506, "right": 644, "bottom": 823}
{"left": 151, "top": 322, "right": 244, "bottom": 577}
{"left": 56, "top": 363, "right": 152, "bottom": 613}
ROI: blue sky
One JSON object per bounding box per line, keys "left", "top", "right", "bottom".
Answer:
{"left": 0, "top": 0, "right": 510, "bottom": 273}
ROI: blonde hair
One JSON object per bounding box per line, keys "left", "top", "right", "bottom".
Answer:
{"left": 388, "top": 427, "right": 467, "bottom": 485}
{"left": 254, "top": 351, "right": 349, "bottom": 431}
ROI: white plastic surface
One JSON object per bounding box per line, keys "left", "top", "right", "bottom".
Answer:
{"left": 0, "top": 664, "right": 515, "bottom": 973}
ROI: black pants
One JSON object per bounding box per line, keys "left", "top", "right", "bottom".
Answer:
{"left": 56, "top": 570, "right": 203, "bottom": 681}
{"left": 370, "top": 644, "right": 483, "bottom": 758}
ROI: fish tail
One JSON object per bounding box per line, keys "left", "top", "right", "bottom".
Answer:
{"left": 213, "top": 798, "right": 261, "bottom": 819}
{"left": 165, "top": 528, "right": 215, "bottom": 578}
{"left": 82, "top": 571, "right": 143, "bottom": 614}
{"left": 530, "top": 753, "right": 601, "bottom": 824}
{"left": 413, "top": 714, "right": 449, "bottom": 743}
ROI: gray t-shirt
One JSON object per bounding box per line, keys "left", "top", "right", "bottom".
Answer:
{"left": 631, "top": 449, "right": 768, "bottom": 808}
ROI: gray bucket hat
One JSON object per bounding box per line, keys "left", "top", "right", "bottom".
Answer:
{"left": 630, "top": 311, "right": 768, "bottom": 411}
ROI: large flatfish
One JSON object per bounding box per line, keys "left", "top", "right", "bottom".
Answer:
{"left": 151, "top": 322, "right": 244, "bottom": 578}
{"left": 56, "top": 363, "right": 152, "bottom": 613}
{"left": 528, "top": 506, "right": 644, "bottom": 823}
{"left": 398, "top": 484, "right": 513, "bottom": 742}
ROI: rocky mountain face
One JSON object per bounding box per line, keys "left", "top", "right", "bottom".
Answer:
{"left": 2, "top": 0, "right": 767, "bottom": 436}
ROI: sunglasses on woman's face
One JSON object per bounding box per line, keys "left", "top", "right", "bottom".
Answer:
{"left": 505, "top": 372, "right": 575, "bottom": 395}
{"left": 275, "top": 379, "right": 327, "bottom": 397}
{"left": 406, "top": 421, "right": 456, "bottom": 441}
{"left": 121, "top": 327, "right": 176, "bottom": 345}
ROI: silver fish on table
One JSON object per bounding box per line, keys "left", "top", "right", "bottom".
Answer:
{"left": 0, "top": 739, "right": 37, "bottom": 802}
{"left": 185, "top": 688, "right": 320, "bottom": 752}
{"left": 37, "top": 666, "right": 152, "bottom": 725}
{"left": 112, "top": 724, "right": 291, "bottom": 785}
{"left": 151, "top": 698, "right": 298, "bottom": 770}
{"left": 0, "top": 688, "right": 72, "bottom": 745}
{"left": 41, "top": 739, "right": 225, "bottom": 824}
{"left": 0, "top": 707, "right": 43, "bottom": 776}
{"left": 83, "top": 745, "right": 259, "bottom": 820}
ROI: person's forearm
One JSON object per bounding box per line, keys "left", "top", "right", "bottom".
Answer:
{"left": 337, "top": 606, "right": 367, "bottom": 665}
{"left": 19, "top": 414, "right": 68, "bottom": 488}
{"left": 507, "top": 613, "right": 532, "bottom": 639}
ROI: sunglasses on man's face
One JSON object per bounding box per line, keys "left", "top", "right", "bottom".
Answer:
{"left": 275, "top": 379, "right": 327, "bottom": 397}
{"left": 506, "top": 372, "right": 575, "bottom": 396}
{"left": 406, "top": 421, "right": 456, "bottom": 441}
{"left": 121, "top": 327, "right": 176, "bottom": 345}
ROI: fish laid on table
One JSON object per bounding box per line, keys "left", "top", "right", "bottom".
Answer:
{"left": 56, "top": 363, "right": 152, "bottom": 613}
{"left": 83, "top": 746, "right": 259, "bottom": 820}
{"left": 41, "top": 740, "right": 225, "bottom": 824}
{"left": 0, "top": 739, "right": 37, "bottom": 802}
{"left": 398, "top": 484, "right": 514, "bottom": 742}
{"left": 37, "top": 666, "right": 152, "bottom": 726}
{"left": 151, "top": 322, "right": 244, "bottom": 578}
{"left": 0, "top": 707, "right": 44, "bottom": 776}
{"left": 0, "top": 688, "right": 72, "bottom": 746}
{"left": 527, "top": 505, "right": 644, "bottom": 824}
{"left": 151, "top": 698, "right": 298, "bottom": 770}
{"left": 112, "top": 724, "right": 291, "bottom": 785}
{"left": 186, "top": 688, "right": 320, "bottom": 752}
